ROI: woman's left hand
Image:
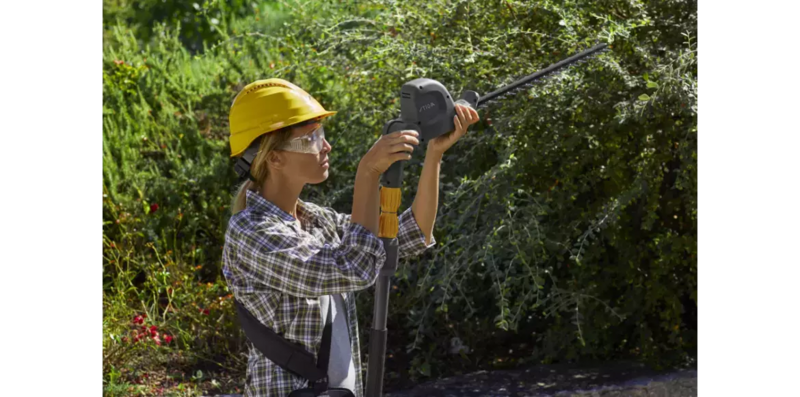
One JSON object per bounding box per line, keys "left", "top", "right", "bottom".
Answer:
{"left": 427, "top": 103, "right": 480, "bottom": 155}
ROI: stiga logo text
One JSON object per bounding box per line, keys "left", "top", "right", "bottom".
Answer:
{"left": 419, "top": 102, "right": 436, "bottom": 112}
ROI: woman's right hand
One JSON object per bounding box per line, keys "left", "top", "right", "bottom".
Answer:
{"left": 358, "top": 130, "right": 420, "bottom": 176}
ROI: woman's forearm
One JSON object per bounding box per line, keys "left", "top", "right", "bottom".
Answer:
{"left": 352, "top": 165, "right": 381, "bottom": 236}
{"left": 411, "top": 149, "right": 443, "bottom": 245}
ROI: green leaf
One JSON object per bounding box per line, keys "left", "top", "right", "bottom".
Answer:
{"left": 418, "top": 361, "right": 430, "bottom": 376}
{"left": 647, "top": 81, "right": 659, "bottom": 89}
{"left": 638, "top": 94, "right": 651, "bottom": 101}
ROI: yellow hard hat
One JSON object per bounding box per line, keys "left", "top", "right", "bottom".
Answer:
{"left": 228, "top": 78, "right": 337, "bottom": 157}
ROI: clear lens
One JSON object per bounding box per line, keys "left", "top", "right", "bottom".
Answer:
{"left": 280, "top": 126, "right": 325, "bottom": 154}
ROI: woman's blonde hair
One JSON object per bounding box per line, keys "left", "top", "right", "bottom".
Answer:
{"left": 231, "top": 127, "right": 295, "bottom": 214}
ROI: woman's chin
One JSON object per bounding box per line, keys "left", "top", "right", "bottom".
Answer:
{"left": 309, "top": 170, "right": 329, "bottom": 184}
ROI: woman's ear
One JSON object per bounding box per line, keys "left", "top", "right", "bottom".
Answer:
{"left": 267, "top": 151, "right": 285, "bottom": 170}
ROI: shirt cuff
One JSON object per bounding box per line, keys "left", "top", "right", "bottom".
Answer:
{"left": 342, "top": 221, "right": 387, "bottom": 261}
{"left": 399, "top": 207, "right": 436, "bottom": 251}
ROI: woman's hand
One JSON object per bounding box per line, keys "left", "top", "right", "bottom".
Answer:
{"left": 427, "top": 103, "right": 480, "bottom": 155}
{"left": 358, "top": 129, "right": 420, "bottom": 177}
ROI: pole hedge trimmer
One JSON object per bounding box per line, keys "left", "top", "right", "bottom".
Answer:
{"left": 366, "top": 43, "right": 609, "bottom": 397}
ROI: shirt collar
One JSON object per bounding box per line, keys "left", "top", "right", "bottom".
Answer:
{"left": 245, "top": 189, "right": 320, "bottom": 226}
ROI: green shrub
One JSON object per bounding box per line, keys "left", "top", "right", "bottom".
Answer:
{"left": 103, "top": 0, "right": 696, "bottom": 391}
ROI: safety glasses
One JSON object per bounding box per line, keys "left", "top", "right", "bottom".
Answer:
{"left": 279, "top": 125, "right": 326, "bottom": 154}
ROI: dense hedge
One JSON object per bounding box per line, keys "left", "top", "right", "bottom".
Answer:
{"left": 103, "top": 0, "right": 696, "bottom": 393}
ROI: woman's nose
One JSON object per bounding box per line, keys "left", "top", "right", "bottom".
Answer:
{"left": 322, "top": 138, "right": 332, "bottom": 153}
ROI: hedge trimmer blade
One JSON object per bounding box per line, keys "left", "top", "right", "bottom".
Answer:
{"left": 476, "top": 43, "right": 609, "bottom": 109}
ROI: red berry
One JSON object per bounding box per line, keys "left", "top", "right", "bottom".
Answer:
{"left": 150, "top": 203, "right": 159, "bottom": 213}
{"left": 164, "top": 334, "right": 173, "bottom": 343}
{"left": 203, "top": 309, "right": 210, "bottom": 315}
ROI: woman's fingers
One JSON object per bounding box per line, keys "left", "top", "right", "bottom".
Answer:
{"left": 388, "top": 142, "right": 416, "bottom": 154}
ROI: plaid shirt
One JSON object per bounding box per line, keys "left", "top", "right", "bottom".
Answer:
{"left": 223, "top": 189, "right": 434, "bottom": 397}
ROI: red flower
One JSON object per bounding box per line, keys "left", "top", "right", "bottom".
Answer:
{"left": 149, "top": 325, "right": 158, "bottom": 335}
{"left": 133, "top": 315, "right": 144, "bottom": 325}
{"left": 153, "top": 337, "right": 162, "bottom": 346}
{"left": 150, "top": 203, "right": 159, "bottom": 213}
{"left": 200, "top": 308, "right": 210, "bottom": 315}
{"left": 163, "top": 334, "right": 173, "bottom": 343}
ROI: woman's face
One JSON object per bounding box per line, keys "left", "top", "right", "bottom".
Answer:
{"left": 277, "top": 121, "right": 332, "bottom": 184}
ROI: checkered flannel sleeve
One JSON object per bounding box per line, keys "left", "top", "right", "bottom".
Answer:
{"left": 324, "top": 206, "right": 435, "bottom": 259}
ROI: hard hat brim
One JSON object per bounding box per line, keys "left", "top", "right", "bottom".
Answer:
{"left": 229, "top": 109, "right": 336, "bottom": 157}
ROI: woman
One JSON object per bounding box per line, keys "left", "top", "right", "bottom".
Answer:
{"left": 222, "top": 78, "right": 478, "bottom": 397}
